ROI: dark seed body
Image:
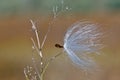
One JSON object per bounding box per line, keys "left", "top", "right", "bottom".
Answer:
{"left": 55, "top": 44, "right": 63, "bottom": 48}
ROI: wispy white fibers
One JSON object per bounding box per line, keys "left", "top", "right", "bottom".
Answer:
{"left": 64, "top": 21, "right": 104, "bottom": 72}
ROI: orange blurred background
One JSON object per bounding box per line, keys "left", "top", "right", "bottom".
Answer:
{"left": 0, "top": 0, "right": 120, "bottom": 80}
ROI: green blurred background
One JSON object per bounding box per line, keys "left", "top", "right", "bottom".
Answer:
{"left": 0, "top": 0, "right": 120, "bottom": 80}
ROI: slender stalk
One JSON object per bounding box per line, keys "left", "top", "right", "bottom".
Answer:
{"left": 31, "top": 37, "right": 42, "bottom": 58}
{"left": 40, "top": 52, "right": 63, "bottom": 79}
{"left": 25, "top": 2, "right": 67, "bottom": 79}
{"left": 41, "top": 15, "right": 56, "bottom": 49}
{"left": 35, "top": 29, "right": 41, "bottom": 50}
{"left": 30, "top": 20, "right": 42, "bottom": 58}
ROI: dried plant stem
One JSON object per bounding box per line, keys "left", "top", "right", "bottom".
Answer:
{"left": 30, "top": 20, "right": 42, "bottom": 57}
{"left": 29, "top": 20, "right": 44, "bottom": 80}
{"left": 41, "top": 14, "right": 56, "bottom": 49}
{"left": 31, "top": 38, "right": 41, "bottom": 57}
{"left": 40, "top": 52, "right": 62, "bottom": 80}
{"left": 24, "top": 3, "right": 67, "bottom": 79}
{"left": 35, "top": 28, "right": 41, "bottom": 50}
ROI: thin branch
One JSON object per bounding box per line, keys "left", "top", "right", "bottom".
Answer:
{"left": 26, "top": 2, "right": 68, "bottom": 80}
{"left": 30, "top": 20, "right": 41, "bottom": 50}
{"left": 41, "top": 25, "right": 51, "bottom": 49}
{"left": 41, "top": 5, "right": 62, "bottom": 49}
{"left": 41, "top": 16, "right": 56, "bottom": 49}
{"left": 41, "top": 52, "right": 63, "bottom": 78}
{"left": 31, "top": 37, "right": 42, "bottom": 58}
{"left": 35, "top": 29, "right": 41, "bottom": 50}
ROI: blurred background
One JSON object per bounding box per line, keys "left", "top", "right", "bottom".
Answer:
{"left": 0, "top": 0, "right": 120, "bottom": 80}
